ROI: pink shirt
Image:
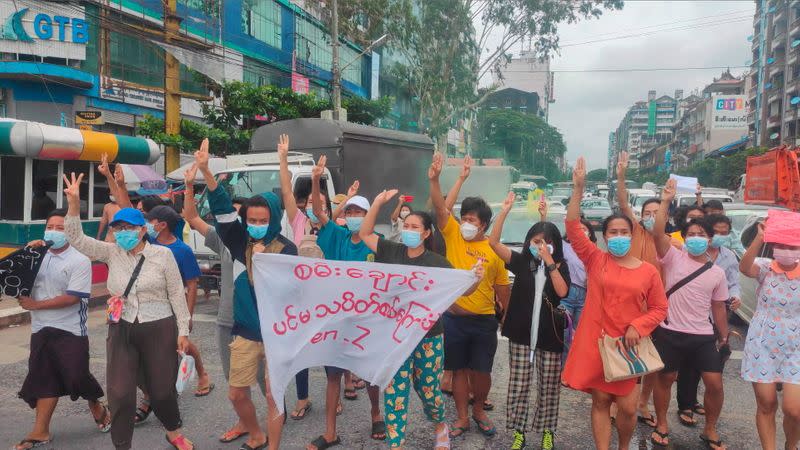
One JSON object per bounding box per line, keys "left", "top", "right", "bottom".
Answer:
{"left": 289, "top": 212, "right": 309, "bottom": 246}
{"left": 659, "top": 246, "right": 728, "bottom": 335}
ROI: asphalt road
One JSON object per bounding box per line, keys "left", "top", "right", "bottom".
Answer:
{"left": 0, "top": 297, "right": 771, "bottom": 449}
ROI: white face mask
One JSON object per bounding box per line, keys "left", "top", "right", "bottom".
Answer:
{"left": 460, "top": 222, "right": 479, "bottom": 240}
{"left": 399, "top": 210, "right": 410, "bottom": 220}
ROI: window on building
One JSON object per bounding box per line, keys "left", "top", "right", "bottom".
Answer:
{"left": 0, "top": 157, "right": 24, "bottom": 221}
{"left": 340, "top": 44, "right": 363, "bottom": 86}
{"left": 31, "top": 160, "right": 59, "bottom": 221}
{"left": 296, "top": 17, "right": 332, "bottom": 72}
{"left": 62, "top": 161, "right": 91, "bottom": 219}
{"left": 243, "top": 0, "right": 282, "bottom": 49}
{"left": 180, "top": 0, "right": 220, "bottom": 17}
{"left": 243, "top": 58, "right": 285, "bottom": 87}
{"left": 110, "top": 31, "right": 164, "bottom": 88}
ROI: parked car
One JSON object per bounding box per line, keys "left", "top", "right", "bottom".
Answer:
{"left": 581, "top": 198, "right": 613, "bottom": 230}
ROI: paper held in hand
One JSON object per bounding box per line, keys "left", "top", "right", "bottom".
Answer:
{"left": 669, "top": 174, "right": 698, "bottom": 194}
{"left": 251, "top": 253, "right": 477, "bottom": 413}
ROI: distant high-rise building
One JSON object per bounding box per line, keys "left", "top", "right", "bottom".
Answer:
{"left": 748, "top": 0, "right": 800, "bottom": 146}
{"left": 610, "top": 91, "right": 678, "bottom": 170}
{"left": 495, "top": 50, "right": 555, "bottom": 121}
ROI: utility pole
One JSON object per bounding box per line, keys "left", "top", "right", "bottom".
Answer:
{"left": 164, "top": 0, "right": 182, "bottom": 173}
{"left": 330, "top": 0, "right": 341, "bottom": 120}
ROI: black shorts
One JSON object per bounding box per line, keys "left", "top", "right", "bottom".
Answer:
{"left": 18, "top": 327, "right": 104, "bottom": 408}
{"left": 653, "top": 326, "right": 723, "bottom": 374}
{"left": 443, "top": 313, "right": 498, "bottom": 373}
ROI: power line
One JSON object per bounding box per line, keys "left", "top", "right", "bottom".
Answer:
{"left": 503, "top": 65, "right": 750, "bottom": 74}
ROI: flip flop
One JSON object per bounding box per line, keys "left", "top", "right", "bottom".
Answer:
{"left": 352, "top": 376, "right": 367, "bottom": 390}
{"left": 336, "top": 402, "right": 343, "bottom": 416}
{"left": 219, "top": 428, "right": 248, "bottom": 443}
{"left": 371, "top": 420, "right": 386, "bottom": 440}
{"left": 449, "top": 425, "right": 469, "bottom": 438}
{"left": 165, "top": 434, "right": 194, "bottom": 450}
{"left": 468, "top": 398, "right": 495, "bottom": 411}
{"left": 238, "top": 442, "right": 267, "bottom": 450}
{"left": 637, "top": 413, "right": 657, "bottom": 428}
{"left": 700, "top": 434, "right": 727, "bottom": 449}
{"left": 678, "top": 409, "right": 697, "bottom": 427}
{"left": 291, "top": 401, "right": 312, "bottom": 420}
{"left": 651, "top": 430, "right": 669, "bottom": 447}
{"left": 134, "top": 401, "right": 151, "bottom": 425}
{"left": 344, "top": 388, "right": 358, "bottom": 401}
{"left": 93, "top": 403, "right": 112, "bottom": 433}
{"left": 309, "top": 435, "right": 340, "bottom": 450}
{"left": 693, "top": 403, "right": 706, "bottom": 416}
{"left": 472, "top": 416, "right": 496, "bottom": 437}
{"left": 435, "top": 424, "right": 451, "bottom": 449}
{"left": 13, "top": 438, "right": 51, "bottom": 450}
{"left": 194, "top": 382, "right": 215, "bottom": 397}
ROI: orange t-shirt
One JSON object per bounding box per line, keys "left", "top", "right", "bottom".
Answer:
{"left": 561, "top": 219, "right": 669, "bottom": 396}
{"left": 630, "top": 223, "right": 660, "bottom": 273}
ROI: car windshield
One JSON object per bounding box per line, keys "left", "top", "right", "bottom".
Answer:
{"left": 679, "top": 196, "right": 730, "bottom": 206}
{"left": 551, "top": 188, "right": 572, "bottom": 198}
{"left": 726, "top": 209, "right": 768, "bottom": 234}
{"left": 197, "top": 169, "right": 282, "bottom": 217}
{"left": 634, "top": 196, "right": 655, "bottom": 207}
{"left": 495, "top": 209, "right": 566, "bottom": 245}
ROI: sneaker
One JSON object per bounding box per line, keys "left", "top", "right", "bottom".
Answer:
{"left": 542, "top": 429, "right": 555, "bottom": 450}
{"left": 511, "top": 429, "right": 526, "bottom": 450}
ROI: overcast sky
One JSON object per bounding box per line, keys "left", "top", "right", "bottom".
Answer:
{"left": 481, "top": 1, "right": 756, "bottom": 170}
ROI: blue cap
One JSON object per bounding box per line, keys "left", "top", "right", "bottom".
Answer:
{"left": 110, "top": 208, "right": 146, "bottom": 227}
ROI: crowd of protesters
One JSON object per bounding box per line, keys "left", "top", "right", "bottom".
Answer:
{"left": 8, "top": 138, "right": 800, "bottom": 450}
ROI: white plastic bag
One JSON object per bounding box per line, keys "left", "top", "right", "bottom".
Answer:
{"left": 175, "top": 353, "right": 196, "bottom": 395}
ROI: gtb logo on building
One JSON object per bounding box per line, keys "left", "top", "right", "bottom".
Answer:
{"left": 1, "top": 7, "right": 88, "bottom": 44}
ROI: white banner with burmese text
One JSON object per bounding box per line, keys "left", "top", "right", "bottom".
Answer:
{"left": 252, "top": 253, "right": 476, "bottom": 413}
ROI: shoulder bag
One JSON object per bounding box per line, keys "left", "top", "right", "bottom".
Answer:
{"left": 107, "top": 255, "right": 145, "bottom": 323}
{"left": 597, "top": 261, "right": 664, "bottom": 382}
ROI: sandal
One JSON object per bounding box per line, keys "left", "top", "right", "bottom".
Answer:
{"left": 13, "top": 438, "right": 51, "bottom": 450}
{"left": 93, "top": 403, "right": 112, "bottom": 433}
{"left": 700, "top": 434, "right": 727, "bottom": 449}
{"left": 219, "top": 427, "right": 248, "bottom": 443}
{"left": 309, "top": 435, "right": 340, "bottom": 450}
{"left": 678, "top": 409, "right": 697, "bottom": 427}
{"left": 351, "top": 375, "right": 367, "bottom": 390}
{"left": 637, "top": 413, "right": 657, "bottom": 428}
{"left": 194, "top": 382, "right": 215, "bottom": 397}
{"left": 371, "top": 420, "right": 386, "bottom": 440}
{"left": 291, "top": 401, "right": 312, "bottom": 420}
{"left": 472, "top": 416, "right": 496, "bottom": 437}
{"left": 449, "top": 425, "right": 469, "bottom": 438}
{"left": 343, "top": 388, "right": 358, "bottom": 401}
{"left": 435, "top": 424, "right": 451, "bottom": 449}
{"left": 165, "top": 434, "right": 194, "bottom": 450}
{"left": 650, "top": 430, "right": 669, "bottom": 447}
{"left": 134, "top": 400, "right": 151, "bottom": 425}
{"left": 238, "top": 441, "right": 267, "bottom": 450}
{"left": 336, "top": 402, "right": 343, "bottom": 416}
{"left": 468, "top": 397, "right": 495, "bottom": 411}
{"left": 693, "top": 403, "right": 707, "bottom": 416}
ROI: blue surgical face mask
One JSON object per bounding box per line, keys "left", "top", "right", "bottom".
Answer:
{"left": 114, "top": 229, "right": 141, "bottom": 251}
{"left": 711, "top": 234, "right": 730, "bottom": 249}
{"left": 642, "top": 217, "right": 655, "bottom": 231}
{"left": 685, "top": 236, "right": 709, "bottom": 256}
{"left": 345, "top": 217, "right": 364, "bottom": 232}
{"left": 607, "top": 236, "right": 632, "bottom": 257}
{"left": 529, "top": 243, "right": 554, "bottom": 260}
{"left": 146, "top": 223, "right": 159, "bottom": 239}
{"left": 247, "top": 224, "right": 269, "bottom": 240}
{"left": 306, "top": 208, "right": 319, "bottom": 224}
{"left": 44, "top": 230, "right": 67, "bottom": 250}
{"left": 401, "top": 230, "right": 422, "bottom": 248}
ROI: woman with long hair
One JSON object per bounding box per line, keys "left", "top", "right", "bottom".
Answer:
{"left": 489, "top": 192, "right": 570, "bottom": 450}
{"left": 561, "top": 158, "right": 668, "bottom": 450}
{"left": 358, "top": 189, "right": 482, "bottom": 450}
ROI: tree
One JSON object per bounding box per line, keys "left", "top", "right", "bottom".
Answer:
{"left": 339, "top": 0, "right": 622, "bottom": 147}
{"left": 137, "top": 81, "right": 393, "bottom": 155}
{"left": 586, "top": 168, "right": 608, "bottom": 182}
{"left": 475, "top": 109, "right": 567, "bottom": 180}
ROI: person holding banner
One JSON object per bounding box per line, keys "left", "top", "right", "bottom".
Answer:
{"left": 199, "top": 143, "right": 298, "bottom": 450}
{"left": 357, "top": 188, "right": 484, "bottom": 450}
{"left": 428, "top": 153, "right": 512, "bottom": 438}
{"left": 62, "top": 173, "right": 194, "bottom": 450}
{"left": 739, "top": 214, "right": 800, "bottom": 450}
{"left": 489, "top": 192, "right": 570, "bottom": 450}
{"left": 561, "top": 158, "right": 668, "bottom": 450}
{"left": 307, "top": 155, "right": 385, "bottom": 449}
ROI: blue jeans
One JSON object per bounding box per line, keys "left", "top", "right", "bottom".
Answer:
{"left": 559, "top": 285, "right": 587, "bottom": 364}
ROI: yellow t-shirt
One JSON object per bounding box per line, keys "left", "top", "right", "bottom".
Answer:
{"left": 441, "top": 215, "right": 510, "bottom": 315}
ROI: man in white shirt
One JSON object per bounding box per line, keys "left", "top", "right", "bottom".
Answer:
{"left": 14, "top": 209, "right": 111, "bottom": 450}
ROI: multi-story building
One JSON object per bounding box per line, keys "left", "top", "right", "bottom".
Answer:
{"left": 0, "top": 0, "right": 382, "bottom": 135}
{"left": 610, "top": 90, "right": 679, "bottom": 170}
{"left": 748, "top": 0, "right": 800, "bottom": 147}
{"left": 484, "top": 88, "right": 542, "bottom": 116}
{"left": 494, "top": 50, "right": 555, "bottom": 121}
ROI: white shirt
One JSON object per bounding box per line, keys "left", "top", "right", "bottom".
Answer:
{"left": 30, "top": 246, "right": 92, "bottom": 337}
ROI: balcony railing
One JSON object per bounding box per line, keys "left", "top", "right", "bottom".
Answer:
{"left": 770, "top": 62, "right": 786, "bottom": 77}
{"left": 785, "top": 109, "right": 797, "bottom": 122}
